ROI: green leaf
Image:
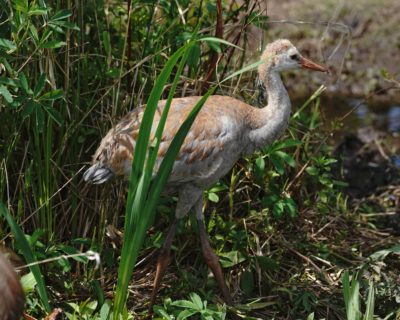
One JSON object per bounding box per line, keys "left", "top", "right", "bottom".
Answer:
{"left": 19, "top": 72, "right": 31, "bottom": 94}
{"left": 255, "top": 256, "right": 279, "bottom": 271}
{"left": 99, "top": 300, "right": 112, "bottom": 320}
{"left": 207, "top": 192, "right": 219, "bottom": 203}
{"left": 49, "top": 21, "right": 80, "bottom": 31}
{"left": 240, "top": 270, "right": 254, "bottom": 296}
{"left": 219, "top": 250, "right": 246, "bottom": 268}
{"left": 51, "top": 9, "right": 72, "bottom": 21}
{"left": 363, "top": 280, "right": 375, "bottom": 320}
{"left": 21, "top": 100, "right": 36, "bottom": 118}
{"left": 172, "top": 300, "right": 198, "bottom": 310}
{"left": 34, "top": 74, "right": 46, "bottom": 97}
{"left": 35, "top": 105, "right": 44, "bottom": 132}
{"left": 254, "top": 155, "right": 265, "bottom": 185}
{"left": 12, "top": 0, "right": 28, "bottom": 13}
{"left": 0, "top": 85, "right": 13, "bottom": 103}
{"left": 102, "top": 31, "right": 111, "bottom": 56}
{"left": 20, "top": 272, "right": 37, "bottom": 293}
{"left": 307, "top": 312, "right": 315, "bottom": 320}
{"left": 28, "top": 7, "right": 48, "bottom": 16}
{"left": 40, "top": 89, "right": 63, "bottom": 100}
{"left": 190, "top": 293, "right": 203, "bottom": 310}
{"left": 177, "top": 309, "right": 198, "bottom": 320}
{"left": 0, "top": 77, "right": 18, "bottom": 87}
{"left": 0, "top": 38, "right": 17, "bottom": 51}
{"left": 40, "top": 40, "right": 67, "bottom": 49}
{"left": 275, "top": 151, "right": 296, "bottom": 167}
{"left": 306, "top": 166, "right": 319, "bottom": 176}
{"left": 43, "top": 105, "right": 63, "bottom": 126}
{"left": 274, "top": 139, "right": 302, "bottom": 150}
{"left": 269, "top": 153, "right": 284, "bottom": 175}
{"left": 369, "top": 245, "right": 400, "bottom": 261}
{"left": 187, "top": 42, "right": 200, "bottom": 70}
{"left": 273, "top": 201, "right": 284, "bottom": 218}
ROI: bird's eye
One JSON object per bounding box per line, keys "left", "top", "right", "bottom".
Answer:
{"left": 290, "top": 54, "right": 300, "bottom": 60}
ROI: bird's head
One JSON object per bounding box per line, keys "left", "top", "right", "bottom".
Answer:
{"left": 258, "top": 39, "right": 327, "bottom": 80}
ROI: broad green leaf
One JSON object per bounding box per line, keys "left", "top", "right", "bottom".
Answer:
{"left": 28, "top": 7, "right": 48, "bottom": 16}
{"left": 12, "top": 0, "right": 28, "bottom": 12}
{"left": 190, "top": 293, "right": 203, "bottom": 310}
{"left": 364, "top": 280, "right": 375, "bottom": 320}
{"left": 49, "top": 21, "right": 80, "bottom": 31}
{"left": 43, "top": 105, "right": 64, "bottom": 126}
{"left": 269, "top": 153, "right": 284, "bottom": 175}
{"left": 0, "top": 85, "right": 13, "bottom": 103}
{"left": 240, "top": 270, "right": 254, "bottom": 296}
{"left": 306, "top": 166, "right": 319, "bottom": 176}
{"left": 273, "top": 139, "right": 302, "bottom": 150}
{"left": 20, "top": 272, "right": 36, "bottom": 293}
{"left": 275, "top": 151, "right": 296, "bottom": 167}
{"left": 177, "top": 309, "right": 198, "bottom": 320}
{"left": 208, "top": 192, "right": 219, "bottom": 203}
{"left": 21, "top": 99, "right": 36, "bottom": 118}
{"left": 99, "top": 300, "right": 112, "bottom": 320}
{"left": 172, "top": 300, "right": 199, "bottom": 310}
{"left": 19, "top": 72, "right": 31, "bottom": 94}
{"left": 40, "top": 89, "right": 63, "bottom": 100}
{"left": 35, "top": 105, "right": 44, "bottom": 132}
{"left": 0, "top": 77, "right": 18, "bottom": 87}
{"left": 0, "top": 38, "right": 16, "bottom": 51}
{"left": 40, "top": 40, "right": 67, "bottom": 49}
{"left": 34, "top": 74, "right": 46, "bottom": 97}
{"left": 219, "top": 250, "right": 246, "bottom": 268}
{"left": 255, "top": 255, "right": 279, "bottom": 271}
{"left": 102, "top": 31, "right": 111, "bottom": 56}
{"left": 51, "top": 9, "right": 72, "bottom": 21}
{"left": 369, "top": 245, "right": 400, "bottom": 261}
{"left": 153, "top": 306, "right": 173, "bottom": 320}
{"left": 307, "top": 313, "right": 315, "bottom": 320}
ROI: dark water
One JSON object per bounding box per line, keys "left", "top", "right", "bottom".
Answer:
{"left": 319, "top": 97, "right": 400, "bottom": 133}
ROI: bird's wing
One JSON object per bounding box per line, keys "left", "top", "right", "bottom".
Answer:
{"left": 85, "top": 95, "right": 249, "bottom": 183}
{"left": 155, "top": 96, "right": 249, "bottom": 183}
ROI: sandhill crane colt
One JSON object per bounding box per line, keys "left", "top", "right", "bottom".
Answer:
{"left": 84, "top": 39, "right": 327, "bottom": 306}
{"left": 0, "top": 253, "right": 25, "bottom": 320}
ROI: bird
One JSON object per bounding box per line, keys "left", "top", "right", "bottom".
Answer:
{"left": 83, "top": 39, "right": 327, "bottom": 307}
{"left": 0, "top": 252, "right": 25, "bottom": 320}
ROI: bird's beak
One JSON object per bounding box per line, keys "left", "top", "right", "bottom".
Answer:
{"left": 300, "top": 56, "right": 328, "bottom": 72}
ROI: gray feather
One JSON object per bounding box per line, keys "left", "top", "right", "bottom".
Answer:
{"left": 83, "top": 164, "right": 114, "bottom": 184}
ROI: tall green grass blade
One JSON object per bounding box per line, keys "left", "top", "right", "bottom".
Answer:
{"left": 124, "top": 44, "right": 192, "bottom": 232}
{"left": 363, "top": 280, "right": 375, "bottom": 320}
{"left": 0, "top": 202, "right": 51, "bottom": 312}
{"left": 342, "top": 271, "right": 361, "bottom": 320}
{"left": 113, "top": 42, "right": 194, "bottom": 317}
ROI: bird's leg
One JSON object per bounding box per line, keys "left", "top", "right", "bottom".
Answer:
{"left": 149, "top": 218, "right": 178, "bottom": 310}
{"left": 194, "top": 198, "right": 234, "bottom": 305}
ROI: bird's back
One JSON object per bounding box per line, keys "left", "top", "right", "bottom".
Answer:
{"left": 0, "top": 253, "right": 25, "bottom": 320}
{"left": 84, "top": 95, "right": 253, "bottom": 188}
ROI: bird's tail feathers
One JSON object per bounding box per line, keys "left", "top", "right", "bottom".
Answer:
{"left": 83, "top": 163, "right": 114, "bottom": 184}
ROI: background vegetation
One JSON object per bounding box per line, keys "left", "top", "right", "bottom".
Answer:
{"left": 0, "top": 0, "right": 399, "bottom": 319}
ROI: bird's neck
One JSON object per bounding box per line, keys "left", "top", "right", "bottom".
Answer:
{"left": 247, "top": 69, "right": 291, "bottom": 152}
